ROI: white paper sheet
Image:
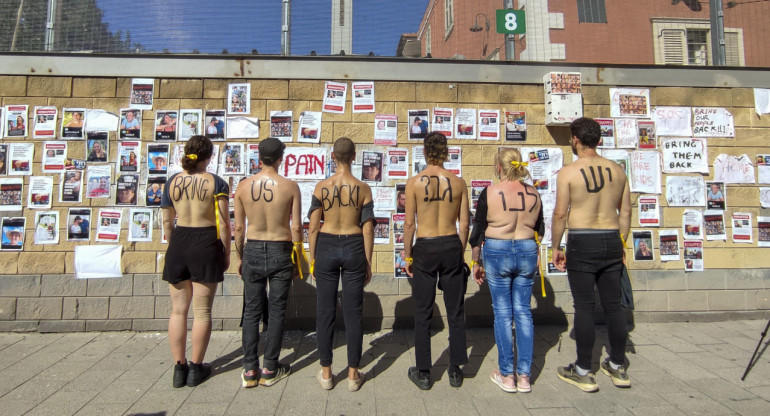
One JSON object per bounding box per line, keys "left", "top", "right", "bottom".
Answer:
{"left": 75, "top": 245, "right": 123, "bottom": 279}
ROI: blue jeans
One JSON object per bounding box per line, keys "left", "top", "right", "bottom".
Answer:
{"left": 483, "top": 238, "right": 538, "bottom": 377}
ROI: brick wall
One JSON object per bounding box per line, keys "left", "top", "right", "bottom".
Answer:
{"left": 0, "top": 59, "right": 768, "bottom": 332}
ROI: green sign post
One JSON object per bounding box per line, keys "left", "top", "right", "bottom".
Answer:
{"left": 496, "top": 10, "right": 526, "bottom": 34}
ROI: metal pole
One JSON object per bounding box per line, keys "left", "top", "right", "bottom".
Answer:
{"left": 281, "top": 0, "right": 291, "bottom": 56}
{"left": 505, "top": 0, "right": 515, "bottom": 60}
{"left": 10, "top": 0, "right": 25, "bottom": 51}
{"left": 44, "top": 0, "right": 57, "bottom": 52}
{"left": 709, "top": 0, "right": 726, "bottom": 66}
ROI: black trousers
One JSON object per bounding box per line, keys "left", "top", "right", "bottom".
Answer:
{"left": 566, "top": 230, "right": 628, "bottom": 370}
{"left": 241, "top": 240, "right": 294, "bottom": 372}
{"left": 412, "top": 235, "right": 468, "bottom": 371}
{"left": 315, "top": 233, "right": 367, "bottom": 368}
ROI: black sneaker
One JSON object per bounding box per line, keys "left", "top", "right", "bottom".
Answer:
{"left": 448, "top": 366, "right": 464, "bottom": 388}
{"left": 557, "top": 363, "right": 598, "bottom": 393}
{"left": 172, "top": 361, "right": 188, "bottom": 388}
{"left": 408, "top": 366, "right": 432, "bottom": 390}
{"left": 259, "top": 363, "right": 291, "bottom": 387}
{"left": 600, "top": 359, "right": 631, "bottom": 388}
{"left": 187, "top": 362, "right": 212, "bottom": 387}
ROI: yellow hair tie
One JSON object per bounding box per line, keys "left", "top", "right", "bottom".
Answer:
{"left": 186, "top": 154, "right": 198, "bottom": 161}
{"left": 510, "top": 160, "right": 528, "bottom": 168}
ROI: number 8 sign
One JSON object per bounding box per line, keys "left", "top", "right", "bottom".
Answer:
{"left": 496, "top": 10, "right": 526, "bottom": 34}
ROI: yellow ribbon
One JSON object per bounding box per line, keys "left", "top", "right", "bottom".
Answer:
{"left": 213, "top": 193, "right": 228, "bottom": 240}
{"left": 309, "top": 259, "right": 315, "bottom": 275}
{"left": 291, "top": 242, "right": 309, "bottom": 279}
{"left": 535, "top": 231, "right": 546, "bottom": 298}
{"left": 404, "top": 257, "right": 413, "bottom": 265}
{"left": 187, "top": 154, "right": 198, "bottom": 160}
{"left": 510, "top": 160, "right": 529, "bottom": 168}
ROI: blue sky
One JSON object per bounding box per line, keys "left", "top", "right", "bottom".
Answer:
{"left": 96, "top": 0, "right": 429, "bottom": 55}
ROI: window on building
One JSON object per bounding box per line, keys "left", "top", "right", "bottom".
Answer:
{"left": 652, "top": 18, "right": 745, "bottom": 66}
{"left": 577, "top": 0, "right": 607, "bottom": 23}
{"left": 426, "top": 24, "right": 432, "bottom": 56}
{"left": 445, "top": 0, "right": 454, "bottom": 37}
{"left": 686, "top": 29, "right": 708, "bottom": 65}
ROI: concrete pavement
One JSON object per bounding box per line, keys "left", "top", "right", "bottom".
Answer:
{"left": 0, "top": 320, "right": 769, "bottom": 415}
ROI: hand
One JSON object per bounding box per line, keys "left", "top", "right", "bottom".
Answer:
{"left": 238, "top": 259, "right": 243, "bottom": 277}
{"left": 553, "top": 248, "right": 566, "bottom": 272}
{"left": 472, "top": 264, "right": 485, "bottom": 286}
{"left": 292, "top": 264, "right": 300, "bottom": 280}
{"left": 365, "top": 263, "right": 372, "bottom": 285}
{"left": 405, "top": 262, "right": 414, "bottom": 278}
{"left": 223, "top": 252, "right": 231, "bottom": 272}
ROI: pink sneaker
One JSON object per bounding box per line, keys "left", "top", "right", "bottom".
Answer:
{"left": 490, "top": 370, "right": 517, "bottom": 393}
{"left": 515, "top": 373, "right": 531, "bottom": 393}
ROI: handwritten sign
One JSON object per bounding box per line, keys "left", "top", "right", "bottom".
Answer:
{"left": 630, "top": 150, "right": 661, "bottom": 194}
{"left": 651, "top": 106, "right": 692, "bottom": 137}
{"left": 280, "top": 147, "right": 326, "bottom": 180}
{"left": 692, "top": 107, "right": 734, "bottom": 137}
{"left": 661, "top": 138, "right": 708, "bottom": 173}
{"left": 615, "top": 118, "right": 638, "bottom": 149}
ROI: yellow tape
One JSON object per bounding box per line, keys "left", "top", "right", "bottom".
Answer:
{"left": 213, "top": 193, "right": 229, "bottom": 240}
{"left": 534, "top": 231, "right": 546, "bottom": 298}
{"left": 404, "top": 257, "right": 413, "bottom": 265}
{"left": 291, "top": 242, "right": 308, "bottom": 279}
{"left": 310, "top": 259, "right": 315, "bottom": 275}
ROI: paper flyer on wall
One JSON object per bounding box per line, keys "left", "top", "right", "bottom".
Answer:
{"left": 9, "top": 142, "right": 33, "bottom": 176}
{"left": 758, "top": 217, "right": 770, "bottom": 247}
{"left": 0, "top": 178, "right": 23, "bottom": 211}
{"left": 119, "top": 109, "right": 142, "bottom": 140}
{"left": 130, "top": 78, "right": 154, "bottom": 109}
{"left": 95, "top": 209, "right": 122, "bottom": 242}
{"left": 32, "top": 106, "right": 57, "bottom": 138}
{"left": 713, "top": 154, "right": 755, "bottom": 184}
{"left": 61, "top": 108, "right": 85, "bottom": 139}
{"left": 64, "top": 157, "right": 86, "bottom": 171}
{"left": 228, "top": 83, "right": 250, "bottom": 115}
{"left": 638, "top": 196, "right": 660, "bottom": 227}
{"left": 683, "top": 241, "right": 703, "bottom": 272}
{"left": 279, "top": 147, "right": 326, "bottom": 180}
{"left": 504, "top": 111, "right": 526, "bottom": 142}
{"left": 128, "top": 209, "right": 153, "bottom": 242}
{"left": 631, "top": 230, "right": 654, "bottom": 261}
{"left": 86, "top": 131, "right": 109, "bottom": 162}
{"left": 757, "top": 155, "right": 770, "bottom": 184}
{"left": 226, "top": 116, "right": 260, "bottom": 140}
{"left": 178, "top": 109, "right": 202, "bottom": 141}
{"left": 85, "top": 109, "right": 119, "bottom": 132}
{"left": 666, "top": 175, "right": 705, "bottom": 206}
{"left": 42, "top": 141, "right": 67, "bottom": 173}
{"left": 166, "top": 144, "right": 185, "bottom": 177}
{"left": 154, "top": 110, "right": 178, "bottom": 141}
{"left": 395, "top": 184, "right": 406, "bottom": 213}
{"left": 67, "top": 207, "right": 92, "bottom": 241}
{"left": 614, "top": 118, "right": 638, "bottom": 148}
{"left": 478, "top": 109, "right": 500, "bottom": 141}
{"left": 682, "top": 209, "right": 704, "bottom": 240}
{"left": 228, "top": 176, "right": 246, "bottom": 200}
{"left": 75, "top": 245, "right": 123, "bottom": 279}
{"left": 351, "top": 82, "right": 374, "bottom": 113}
{"left": 60, "top": 171, "right": 83, "bottom": 203}
{"left": 761, "top": 188, "right": 770, "bottom": 208}
{"left": 692, "top": 107, "right": 734, "bottom": 137}
{"left": 270, "top": 111, "right": 293, "bottom": 142}
{"left": 86, "top": 165, "right": 112, "bottom": 199}
{"left": 408, "top": 109, "right": 430, "bottom": 140}
{"left": 204, "top": 109, "right": 226, "bottom": 141}
{"left": 731, "top": 212, "right": 753, "bottom": 243}
{"left": 373, "top": 187, "right": 396, "bottom": 212}
{"left": 651, "top": 106, "right": 692, "bottom": 137}
{"left": 374, "top": 114, "right": 397, "bottom": 145}
{"left": 4, "top": 105, "right": 28, "bottom": 138}
{"left": 147, "top": 143, "right": 169, "bottom": 176}
{"left": 374, "top": 215, "right": 390, "bottom": 244}
{"left": 658, "top": 230, "right": 680, "bottom": 262}
{"left": 412, "top": 146, "right": 427, "bottom": 174}
{"left": 392, "top": 213, "right": 405, "bottom": 244}
{"left": 598, "top": 149, "right": 630, "bottom": 178}
{"left": 542, "top": 244, "right": 567, "bottom": 276}
{"left": 394, "top": 246, "right": 409, "bottom": 278}
{"left": 596, "top": 118, "right": 614, "bottom": 148}
{"left": 323, "top": 81, "right": 347, "bottom": 114}
{"left": 705, "top": 181, "right": 726, "bottom": 210}
{"left": 385, "top": 148, "right": 408, "bottom": 180}
{"left": 116, "top": 174, "right": 139, "bottom": 206}
{"left": 146, "top": 176, "right": 166, "bottom": 207}
{"left": 298, "top": 111, "right": 321, "bottom": 143}
{"left": 361, "top": 151, "right": 384, "bottom": 183}
{"left": 629, "top": 151, "right": 661, "bottom": 194}
{"left": 471, "top": 180, "right": 492, "bottom": 211}
{"left": 454, "top": 108, "right": 476, "bottom": 139}
{"left": 637, "top": 120, "right": 656, "bottom": 149}
{"left": 755, "top": 88, "right": 770, "bottom": 116}
{"left": 0, "top": 143, "right": 6, "bottom": 175}
{"left": 704, "top": 210, "right": 726, "bottom": 241}
{"left": 521, "top": 147, "right": 564, "bottom": 209}
{"left": 246, "top": 144, "right": 262, "bottom": 175}
{"left": 27, "top": 176, "right": 53, "bottom": 209}
{"left": 432, "top": 107, "right": 454, "bottom": 138}
{"left": 610, "top": 88, "right": 650, "bottom": 118}
{"left": 34, "top": 211, "right": 59, "bottom": 245}
{"left": 446, "top": 146, "right": 462, "bottom": 176}
{"left": 117, "top": 141, "right": 140, "bottom": 173}
{"left": 661, "top": 138, "right": 708, "bottom": 174}
{"left": 220, "top": 143, "right": 245, "bottom": 176}
{"left": 1, "top": 217, "right": 25, "bottom": 251}
{"left": 207, "top": 145, "right": 220, "bottom": 175}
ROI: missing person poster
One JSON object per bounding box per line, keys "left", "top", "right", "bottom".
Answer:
{"left": 9, "top": 142, "right": 33, "bottom": 176}
{"left": 61, "top": 108, "right": 85, "bottom": 139}
{"left": 33, "top": 106, "right": 57, "bottom": 138}
{"left": 446, "top": 147, "right": 462, "bottom": 176}
{"left": 638, "top": 196, "right": 660, "bottom": 227}
{"left": 758, "top": 154, "right": 770, "bottom": 184}
{"left": 67, "top": 208, "right": 92, "bottom": 241}
{"left": 42, "top": 142, "right": 67, "bottom": 173}
{"left": 455, "top": 108, "right": 476, "bottom": 139}
{"left": 385, "top": 148, "right": 409, "bottom": 180}
{"left": 598, "top": 149, "right": 630, "bottom": 179}
{"left": 610, "top": 88, "right": 650, "bottom": 118}
{"left": 361, "top": 151, "right": 383, "bottom": 183}
{"left": 118, "top": 141, "right": 141, "bottom": 173}
{"left": 116, "top": 174, "right": 139, "bottom": 206}
{"left": 128, "top": 209, "right": 153, "bottom": 242}
{"left": 86, "top": 165, "right": 112, "bottom": 199}
{"left": 374, "top": 215, "right": 390, "bottom": 244}
{"left": 392, "top": 213, "right": 405, "bottom": 243}
{"left": 60, "top": 170, "right": 83, "bottom": 203}
{"left": 323, "top": 81, "right": 348, "bottom": 114}
{"left": 270, "top": 111, "right": 293, "bottom": 143}
{"left": 130, "top": 78, "right": 154, "bottom": 110}
{"left": 27, "top": 176, "right": 53, "bottom": 209}
{"left": 351, "top": 82, "right": 375, "bottom": 113}
{"left": 0, "top": 178, "right": 23, "bottom": 211}
{"left": 408, "top": 109, "right": 430, "bottom": 140}
{"left": 658, "top": 230, "right": 680, "bottom": 262}
{"left": 154, "top": 110, "right": 178, "bottom": 141}
{"left": 666, "top": 176, "right": 705, "bottom": 207}
{"left": 505, "top": 111, "right": 526, "bottom": 142}
{"left": 706, "top": 181, "right": 726, "bottom": 210}
{"left": 246, "top": 144, "right": 261, "bottom": 175}
{"left": 4, "top": 105, "right": 28, "bottom": 138}
{"left": 394, "top": 246, "right": 409, "bottom": 279}
{"left": 86, "top": 132, "right": 109, "bottom": 162}
{"left": 682, "top": 209, "right": 704, "bottom": 240}
{"left": 204, "top": 109, "right": 226, "bottom": 141}
{"left": 631, "top": 230, "right": 654, "bottom": 261}
{"left": 732, "top": 212, "right": 753, "bottom": 243}
{"left": 471, "top": 180, "right": 492, "bottom": 212}
{"left": 220, "top": 143, "right": 244, "bottom": 176}
{"left": 34, "top": 211, "right": 59, "bottom": 245}
{"left": 179, "top": 109, "right": 202, "bottom": 141}
{"left": 298, "top": 111, "right": 322, "bottom": 144}
{"left": 228, "top": 83, "right": 251, "bottom": 115}
{"left": 758, "top": 216, "right": 770, "bottom": 247}
{"left": 433, "top": 107, "right": 454, "bottom": 138}
{"left": 146, "top": 176, "right": 166, "bottom": 207}
{"left": 637, "top": 120, "right": 656, "bottom": 149}
{"left": 596, "top": 118, "right": 614, "bottom": 148}
{"left": 147, "top": 144, "right": 169, "bottom": 175}
{"left": 1, "top": 217, "right": 25, "bottom": 251}
{"left": 683, "top": 241, "right": 703, "bottom": 272}
{"left": 374, "top": 114, "right": 397, "bottom": 146}
{"left": 704, "top": 211, "right": 726, "bottom": 241}
{"left": 478, "top": 109, "right": 500, "bottom": 141}
{"left": 119, "top": 109, "right": 142, "bottom": 140}
{"left": 543, "top": 245, "right": 567, "bottom": 276}
{"left": 96, "top": 209, "right": 122, "bottom": 242}
{"left": 0, "top": 143, "right": 7, "bottom": 175}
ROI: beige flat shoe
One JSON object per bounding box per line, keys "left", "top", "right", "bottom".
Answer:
{"left": 348, "top": 371, "right": 365, "bottom": 392}
{"left": 317, "top": 369, "right": 333, "bottom": 390}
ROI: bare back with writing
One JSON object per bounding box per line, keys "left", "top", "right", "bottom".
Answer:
{"left": 235, "top": 170, "right": 300, "bottom": 241}
{"left": 406, "top": 165, "right": 469, "bottom": 239}
{"left": 312, "top": 172, "right": 372, "bottom": 235}
{"left": 167, "top": 172, "right": 222, "bottom": 228}
{"left": 485, "top": 181, "right": 541, "bottom": 240}
{"left": 557, "top": 155, "right": 628, "bottom": 230}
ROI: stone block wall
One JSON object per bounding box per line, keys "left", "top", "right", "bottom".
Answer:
{"left": 0, "top": 58, "right": 768, "bottom": 332}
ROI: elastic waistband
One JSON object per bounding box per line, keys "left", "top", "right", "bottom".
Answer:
{"left": 569, "top": 229, "right": 619, "bottom": 235}
{"left": 174, "top": 225, "right": 216, "bottom": 233}
{"left": 246, "top": 239, "right": 293, "bottom": 243}
{"left": 319, "top": 232, "right": 363, "bottom": 239}
{"left": 416, "top": 234, "right": 459, "bottom": 242}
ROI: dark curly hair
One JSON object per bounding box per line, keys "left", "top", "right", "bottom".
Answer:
{"left": 181, "top": 135, "right": 213, "bottom": 172}
{"left": 570, "top": 117, "right": 601, "bottom": 149}
{"left": 424, "top": 131, "right": 448, "bottom": 165}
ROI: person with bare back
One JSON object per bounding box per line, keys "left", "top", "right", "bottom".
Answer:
{"left": 551, "top": 117, "right": 632, "bottom": 392}
{"left": 404, "top": 131, "right": 470, "bottom": 390}
{"left": 161, "top": 135, "right": 231, "bottom": 388}
{"left": 233, "top": 137, "right": 302, "bottom": 389}
{"left": 308, "top": 137, "right": 374, "bottom": 392}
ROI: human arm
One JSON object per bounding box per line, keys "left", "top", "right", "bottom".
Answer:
{"left": 468, "top": 187, "right": 489, "bottom": 285}
{"left": 458, "top": 183, "right": 470, "bottom": 253}
{"left": 290, "top": 182, "right": 303, "bottom": 279}
{"left": 161, "top": 206, "right": 176, "bottom": 243}
{"left": 307, "top": 186, "right": 323, "bottom": 280}
{"left": 216, "top": 195, "right": 231, "bottom": 272}
{"left": 618, "top": 178, "right": 631, "bottom": 247}
{"left": 403, "top": 178, "right": 417, "bottom": 277}
{"left": 233, "top": 190, "right": 246, "bottom": 276}
{"left": 362, "top": 185, "right": 375, "bottom": 284}
{"left": 551, "top": 170, "right": 570, "bottom": 271}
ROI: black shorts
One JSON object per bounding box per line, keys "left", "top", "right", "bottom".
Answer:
{"left": 163, "top": 226, "right": 225, "bottom": 284}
